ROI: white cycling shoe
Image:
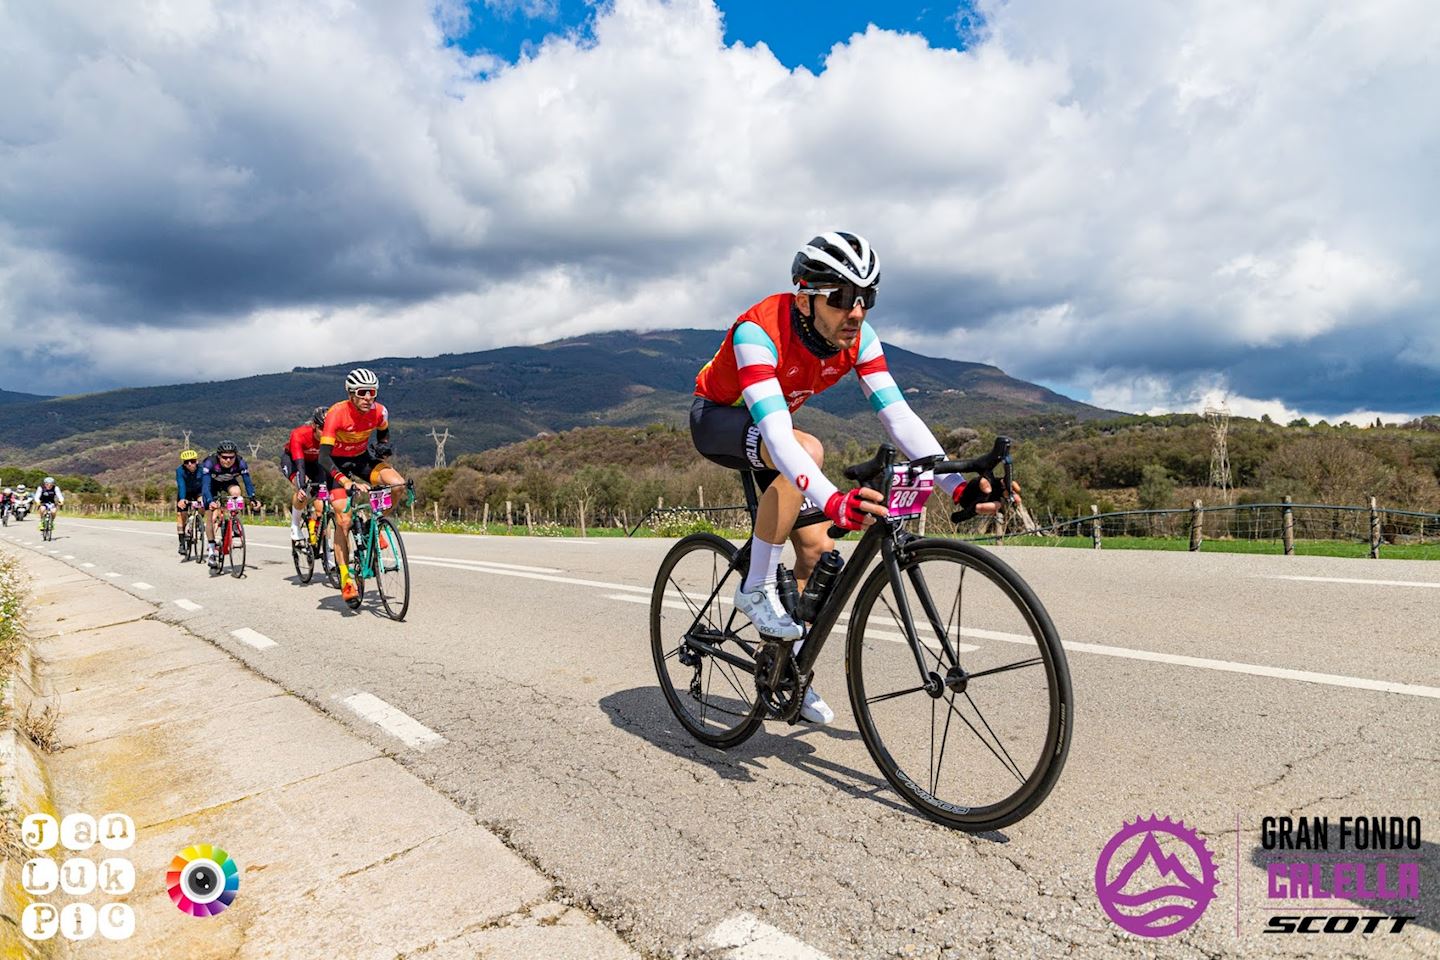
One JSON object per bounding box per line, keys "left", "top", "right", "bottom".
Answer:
{"left": 800, "top": 686, "right": 834, "bottom": 725}
{"left": 733, "top": 582, "right": 804, "bottom": 640}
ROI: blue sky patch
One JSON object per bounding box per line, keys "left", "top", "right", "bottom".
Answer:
{"left": 447, "top": 1, "right": 985, "bottom": 68}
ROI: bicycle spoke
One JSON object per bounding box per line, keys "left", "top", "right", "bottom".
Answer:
{"left": 866, "top": 683, "right": 930, "bottom": 705}
{"left": 940, "top": 693, "right": 1025, "bottom": 784}
{"left": 963, "top": 689, "right": 1025, "bottom": 782}
{"left": 964, "top": 657, "right": 1045, "bottom": 681}
{"left": 931, "top": 693, "right": 955, "bottom": 796}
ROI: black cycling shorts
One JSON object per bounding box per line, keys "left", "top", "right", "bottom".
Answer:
{"left": 287, "top": 460, "right": 327, "bottom": 491}
{"left": 690, "top": 397, "right": 779, "bottom": 488}
{"left": 331, "top": 454, "right": 387, "bottom": 486}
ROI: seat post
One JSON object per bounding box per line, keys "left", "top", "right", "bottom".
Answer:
{"left": 740, "top": 470, "right": 761, "bottom": 521}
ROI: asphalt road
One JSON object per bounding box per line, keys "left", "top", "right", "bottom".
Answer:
{"left": 4, "top": 516, "right": 1437, "bottom": 959}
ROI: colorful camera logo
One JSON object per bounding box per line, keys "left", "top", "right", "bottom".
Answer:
{"left": 167, "top": 845, "right": 240, "bottom": 917}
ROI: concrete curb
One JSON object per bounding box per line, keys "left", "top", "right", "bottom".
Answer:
{"left": 0, "top": 544, "right": 641, "bottom": 959}
{"left": 0, "top": 561, "right": 64, "bottom": 960}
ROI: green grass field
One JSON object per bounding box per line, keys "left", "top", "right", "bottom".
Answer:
{"left": 999, "top": 534, "right": 1440, "bottom": 560}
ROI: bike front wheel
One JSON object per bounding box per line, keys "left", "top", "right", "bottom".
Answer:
{"left": 650, "top": 533, "right": 766, "bottom": 749}
{"left": 227, "top": 518, "right": 247, "bottom": 578}
{"left": 372, "top": 518, "right": 410, "bottom": 620}
{"left": 846, "top": 539, "right": 1072, "bottom": 832}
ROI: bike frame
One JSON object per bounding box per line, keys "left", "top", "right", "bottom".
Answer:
{"left": 339, "top": 482, "right": 412, "bottom": 579}
{"left": 681, "top": 440, "right": 1017, "bottom": 702}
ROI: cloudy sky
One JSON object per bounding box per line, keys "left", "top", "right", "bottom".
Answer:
{"left": 2, "top": 0, "right": 1436, "bottom": 422}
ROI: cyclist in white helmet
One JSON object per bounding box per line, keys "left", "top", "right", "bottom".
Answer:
{"left": 692, "top": 231, "right": 1016, "bottom": 724}
{"left": 317, "top": 367, "right": 407, "bottom": 608}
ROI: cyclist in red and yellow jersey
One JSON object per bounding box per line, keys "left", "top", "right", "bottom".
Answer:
{"left": 318, "top": 368, "right": 407, "bottom": 608}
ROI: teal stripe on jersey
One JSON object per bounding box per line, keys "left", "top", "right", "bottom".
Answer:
{"left": 859, "top": 321, "right": 878, "bottom": 357}
{"left": 748, "top": 394, "right": 789, "bottom": 422}
{"left": 868, "top": 385, "right": 904, "bottom": 412}
{"left": 733, "top": 322, "right": 778, "bottom": 361}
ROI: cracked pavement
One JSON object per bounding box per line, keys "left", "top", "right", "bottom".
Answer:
{"left": 8, "top": 519, "right": 1437, "bottom": 958}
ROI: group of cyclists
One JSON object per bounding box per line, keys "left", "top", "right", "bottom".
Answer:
{"left": 0, "top": 479, "right": 64, "bottom": 528}
{"left": 173, "top": 367, "right": 407, "bottom": 609}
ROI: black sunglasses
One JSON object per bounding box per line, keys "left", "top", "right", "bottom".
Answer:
{"left": 805, "top": 283, "right": 877, "bottom": 310}
{"left": 184, "top": 459, "right": 197, "bottom": 465}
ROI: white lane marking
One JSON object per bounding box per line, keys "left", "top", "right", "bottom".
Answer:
{"left": 1055, "top": 640, "right": 1440, "bottom": 699}
{"left": 63, "top": 554, "right": 74, "bottom": 559}
{"left": 48, "top": 549, "right": 59, "bottom": 554}
{"left": 1264, "top": 574, "right": 1440, "bottom": 589}
{"left": 704, "top": 913, "right": 832, "bottom": 960}
{"left": 132, "top": 582, "right": 154, "bottom": 591}
{"left": 338, "top": 692, "right": 445, "bottom": 749}
{"left": 82, "top": 562, "right": 95, "bottom": 568}
{"left": 174, "top": 599, "right": 202, "bottom": 612}
{"left": 407, "top": 554, "right": 561, "bottom": 573}
{"left": 231, "top": 628, "right": 277, "bottom": 650}
{"left": 105, "top": 572, "right": 121, "bottom": 578}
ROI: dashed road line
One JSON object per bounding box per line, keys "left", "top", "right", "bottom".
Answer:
{"left": 104, "top": 572, "right": 121, "bottom": 578}
{"left": 704, "top": 914, "right": 832, "bottom": 960}
{"left": 132, "top": 582, "right": 154, "bottom": 591}
{"left": 338, "top": 692, "right": 445, "bottom": 749}
{"left": 174, "top": 599, "right": 202, "bottom": 612}
{"left": 63, "top": 554, "right": 74, "bottom": 559}
{"left": 230, "top": 628, "right": 277, "bottom": 650}
{"left": 81, "top": 563, "right": 95, "bottom": 568}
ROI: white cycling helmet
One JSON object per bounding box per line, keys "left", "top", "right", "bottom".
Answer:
{"left": 345, "top": 367, "right": 379, "bottom": 393}
{"left": 792, "top": 231, "right": 880, "bottom": 289}
{"left": 42, "top": 477, "right": 55, "bottom": 486}
{"left": 2, "top": 488, "right": 10, "bottom": 495}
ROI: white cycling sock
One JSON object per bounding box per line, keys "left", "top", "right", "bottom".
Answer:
{"left": 743, "top": 537, "right": 785, "bottom": 593}
{"left": 290, "top": 506, "right": 304, "bottom": 539}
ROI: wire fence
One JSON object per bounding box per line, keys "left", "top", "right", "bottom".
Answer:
{"left": 628, "top": 496, "right": 1440, "bottom": 558}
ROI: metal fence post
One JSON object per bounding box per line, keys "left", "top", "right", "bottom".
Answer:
{"left": 1370, "top": 496, "right": 1380, "bottom": 558}
{"left": 1189, "top": 500, "right": 1204, "bottom": 552}
{"left": 1282, "top": 496, "right": 1295, "bottom": 556}
{"left": 1091, "top": 504, "right": 1101, "bottom": 549}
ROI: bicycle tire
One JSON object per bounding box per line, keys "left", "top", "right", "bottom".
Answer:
{"left": 228, "top": 517, "right": 247, "bottom": 578}
{"left": 846, "top": 539, "right": 1072, "bottom": 832}
{"left": 372, "top": 518, "right": 410, "bottom": 621}
{"left": 319, "top": 512, "right": 339, "bottom": 588}
{"left": 292, "top": 538, "right": 314, "bottom": 582}
{"left": 650, "top": 533, "right": 766, "bottom": 749}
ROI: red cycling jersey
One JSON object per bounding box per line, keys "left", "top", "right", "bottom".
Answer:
{"left": 694, "top": 293, "right": 879, "bottom": 411}
{"left": 287, "top": 425, "right": 321, "bottom": 464}
{"left": 321, "top": 401, "right": 389, "bottom": 458}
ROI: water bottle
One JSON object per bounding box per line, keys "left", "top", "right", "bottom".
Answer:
{"left": 775, "top": 565, "right": 800, "bottom": 620}
{"left": 795, "top": 550, "right": 844, "bottom": 622}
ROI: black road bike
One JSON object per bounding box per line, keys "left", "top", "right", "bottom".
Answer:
{"left": 650, "top": 438, "right": 1072, "bottom": 831}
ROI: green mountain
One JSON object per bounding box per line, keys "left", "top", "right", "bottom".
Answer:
{"left": 0, "top": 329, "right": 1117, "bottom": 486}
{"left": 0, "top": 388, "right": 52, "bottom": 405}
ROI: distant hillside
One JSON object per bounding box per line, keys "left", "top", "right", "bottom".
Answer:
{"left": 0, "top": 328, "right": 1117, "bottom": 486}
{"left": 0, "top": 388, "right": 51, "bottom": 405}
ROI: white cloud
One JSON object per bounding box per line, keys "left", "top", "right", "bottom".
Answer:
{"left": 0, "top": 0, "right": 1435, "bottom": 418}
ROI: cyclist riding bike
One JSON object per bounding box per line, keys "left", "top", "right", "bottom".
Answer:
{"left": 0, "top": 487, "right": 13, "bottom": 523}
{"left": 318, "top": 368, "right": 407, "bottom": 609}
{"left": 201, "top": 441, "right": 259, "bottom": 570}
{"left": 33, "top": 477, "right": 65, "bottom": 522}
{"left": 175, "top": 448, "right": 204, "bottom": 554}
{"left": 281, "top": 407, "right": 329, "bottom": 549}
{"left": 692, "top": 231, "right": 1015, "bottom": 724}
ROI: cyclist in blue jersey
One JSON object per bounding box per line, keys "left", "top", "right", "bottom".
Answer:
{"left": 201, "top": 441, "right": 258, "bottom": 569}
{"left": 175, "top": 448, "right": 203, "bottom": 554}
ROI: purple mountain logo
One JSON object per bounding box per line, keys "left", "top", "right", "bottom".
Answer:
{"left": 1095, "top": 815, "right": 1219, "bottom": 937}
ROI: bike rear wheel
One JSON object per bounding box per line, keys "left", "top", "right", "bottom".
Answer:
{"left": 372, "top": 518, "right": 410, "bottom": 621}
{"left": 650, "top": 533, "right": 766, "bottom": 748}
{"left": 846, "top": 539, "right": 1072, "bottom": 832}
